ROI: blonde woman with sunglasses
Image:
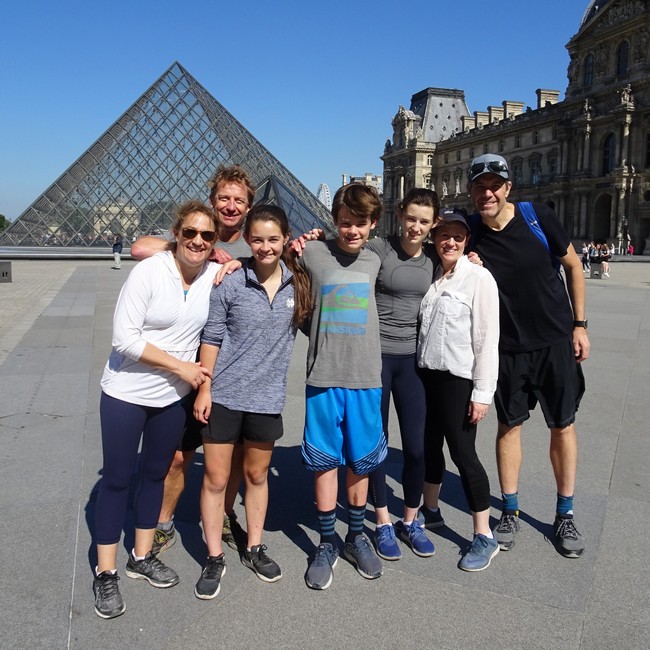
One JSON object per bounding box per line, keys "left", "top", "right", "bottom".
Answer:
{"left": 93, "top": 200, "right": 222, "bottom": 619}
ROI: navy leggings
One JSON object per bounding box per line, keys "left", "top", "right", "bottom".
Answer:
{"left": 422, "top": 369, "right": 491, "bottom": 513}
{"left": 94, "top": 392, "right": 186, "bottom": 545}
{"left": 369, "top": 354, "right": 426, "bottom": 510}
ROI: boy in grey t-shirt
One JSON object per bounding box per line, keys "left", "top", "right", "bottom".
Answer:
{"left": 300, "top": 184, "right": 387, "bottom": 590}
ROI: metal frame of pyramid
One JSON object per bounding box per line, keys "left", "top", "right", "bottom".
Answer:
{"left": 0, "top": 62, "right": 334, "bottom": 248}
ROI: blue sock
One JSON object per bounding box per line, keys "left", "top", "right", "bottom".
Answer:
{"left": 317, "top": 509, "right": 337, "bottom": 545}
{"left": 556, "top": 494, "right": 574, "bottom": 516}
{"left": 502, "top": 492, "right": 519, "bottom": 515}
{"left": 345, "top": 505, "right": 366, "bottom": 543}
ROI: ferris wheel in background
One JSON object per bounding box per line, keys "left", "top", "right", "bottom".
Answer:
{"left": 316, "top": 183, "right": 332, "bottom": 210}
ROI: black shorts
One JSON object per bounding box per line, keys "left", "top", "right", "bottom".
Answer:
{"left": 494, "top": 338, "right": 585, "bottom": 429}
{"left": 203, "top": 403, "right": 284, "bottom": 444}
{"left": 178, "top": 391, "right": 204, "bottom": 451}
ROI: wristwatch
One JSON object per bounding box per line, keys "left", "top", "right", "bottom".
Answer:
{"left": 573, "top": 319, "right": 588, "bottom": 328}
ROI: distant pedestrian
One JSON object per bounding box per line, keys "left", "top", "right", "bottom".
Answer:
{"left": 112, "top": 233, "right": 123, "bottom": 269}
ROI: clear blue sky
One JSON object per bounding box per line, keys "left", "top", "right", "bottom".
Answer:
{"left": 0, "top": 1, "right": 590, "bottom": 220}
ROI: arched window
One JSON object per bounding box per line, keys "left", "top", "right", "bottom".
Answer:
{"left": 583, "top": 53, "right": 594, "bottom": 87}
{"left": 616, "top": 41, "right": 629, "bottom": 77}
{"left": 602, "top": 133, "right": 616, "bottom": 174}
{"left": 426, "top": 154, "right": 433, "bottom": 166}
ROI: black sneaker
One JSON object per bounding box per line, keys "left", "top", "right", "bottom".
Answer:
{"left": 493, "top": 512, "right": 520, "bottom": 551}
{"left": 125, "top": 551, "right": 179, "bottom": 588}
{"left": 223, "top": 513, "right": 247, "bottom": 551}
{"left": 151, "top": 524, "right": 177, "bottom": 555}
{"left": 93, "top": 571, "right": 126, "bottom": 619}
{"left": 417, "top": 506, "right": 445, "bottom": 530}
{"left": 242, "top": 544, "right": 282, "bottom": 582}
{"left": 553, "top": 515, "right": 584, "bottom": 558}
{"left": 195, "top": 554, "right": 226, "bottom": 599}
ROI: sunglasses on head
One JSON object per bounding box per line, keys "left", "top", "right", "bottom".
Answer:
{"left": 180, "top": 227, "right": 217, "bottom": 242}
{"left": 469, "top": 160, "right": 509, "bottom": 178}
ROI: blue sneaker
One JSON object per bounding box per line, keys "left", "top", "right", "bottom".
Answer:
{"left": 417, "top": 506, "right": 445, "bottom": 530}
{"left": 374, "top": 524, "right": 401, "bottom": 561}
{"left": 458, "top": 534, "right": 499, "bottom": 571}
{"left": 344, "top": 534, "right": 383, "bottom": 579}
{"left": 398, "top": 520, "right": 435, "bottom": 557}
{"left": 305, "top": 543, "right": 339, "bottom": 590}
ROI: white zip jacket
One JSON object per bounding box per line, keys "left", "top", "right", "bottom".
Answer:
{"left": 417, "top": 255, "right": 500, "bottom": 405}
{"left": 101, "top": 251, "right": 220, "bottom": 407}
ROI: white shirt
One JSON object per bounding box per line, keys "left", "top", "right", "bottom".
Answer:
{"left": 417, "top": 254, "right": 500, "bottom": 404}
{"left": 101, "top": 251, "right": 221, "bottom": 407}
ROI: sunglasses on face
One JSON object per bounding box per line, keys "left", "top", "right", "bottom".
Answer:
{"left": 469, "top": 160, "right": 509, "bottom": 178}
{"left": 180, "top": 227, "right": 217, "bottom": 242}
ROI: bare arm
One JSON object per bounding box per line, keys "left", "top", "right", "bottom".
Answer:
{"left": 560, "top": 243, "right": 590, "bottom": 363}
{"left": 137, "top": 342, "right": 212, "bottom": 389}
{"left": 193, "top": 342, "right": 219, "bottom": 423}
{"left": 130, "top": 236, "right": 168, "bottom": 260}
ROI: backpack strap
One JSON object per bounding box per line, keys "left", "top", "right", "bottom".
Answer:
{"left": 518, "top": 202, "right": 561, "bottom": 273}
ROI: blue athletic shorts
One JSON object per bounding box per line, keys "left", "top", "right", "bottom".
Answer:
{"left": 301, "top": 386, "right": 387, "bottom": 475}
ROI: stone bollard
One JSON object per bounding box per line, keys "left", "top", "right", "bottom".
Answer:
{"left": 0, "top": 261, "right": 12, "bottom": 283}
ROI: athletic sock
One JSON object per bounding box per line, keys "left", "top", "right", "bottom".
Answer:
{"left": 501, "top": 492, "right": 519, "bottom": 516}
{"left": 345, "top": 505, "right": 366, "bottom": 543}
{"left": 158, "top": 520, "right": 174, "bottom": 532}
{"left": 556, "top": 493, "right": 574, "bottom": 516}
{"left": 317, "top": 508, "right": 337, "bottom": 545}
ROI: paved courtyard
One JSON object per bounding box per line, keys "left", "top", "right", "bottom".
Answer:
{"left": 0, "top": 257, "right": 648, "bottom": 649}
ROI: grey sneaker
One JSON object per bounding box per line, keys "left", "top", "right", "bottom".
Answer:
{"left": 344, "top": 534, "right": 383, "bottom": 579}
{"left": 242, "top": 544, "right": 282, "bottom": 582}
{"left": 93, "top": 571, "right": 126, "bottom": 619}
{"left": 494, "top": 513, "right": 520, "bottom": 551}
{"left": 305, "top": 543, "right": 339, "bottom": 590}
{"left": 417, "top": 506, "right": 445, "bottom": 530}
{"left": 195, "top": 554, "right": 226, "bottom": 599}
{"left": 151, "top": 524, "right": 176, "bottom": 555}
{"left": 553, "top": 516, "right": 584, "bottom": 558}
{"left": 125, "top": 551, "right": 179, "bottom": 588}
{"left": 223, "top": 513, "right": 246, "bottom": 551}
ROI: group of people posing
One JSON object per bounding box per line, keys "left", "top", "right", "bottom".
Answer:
{"left": 92, "top": 154, "right": 590, "bottom": 620}
{"left": 581, "top": 240, "right": 615, "bottom": 276}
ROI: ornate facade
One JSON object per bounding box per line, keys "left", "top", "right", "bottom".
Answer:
{"left": 381, "top": 0, "right": 650, "bottom": 253}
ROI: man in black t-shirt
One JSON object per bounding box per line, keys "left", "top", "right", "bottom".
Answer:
{"left": 467, "top": 154, "right": 590, "bottom": 559}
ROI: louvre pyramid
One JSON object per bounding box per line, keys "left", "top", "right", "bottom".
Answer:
{"left": 0, "top": 62, "right": 334, "bottom": 247}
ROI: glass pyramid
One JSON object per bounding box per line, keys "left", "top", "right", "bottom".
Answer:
{"left": 0, "top": 62, "right": 334, "bottom": 247}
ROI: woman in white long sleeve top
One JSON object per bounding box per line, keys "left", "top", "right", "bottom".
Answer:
{"left": 93, "top": 201, "right": 221, "bottom": 619}
{"left": 417, "top": 208, "right": 500, "bottom": 572}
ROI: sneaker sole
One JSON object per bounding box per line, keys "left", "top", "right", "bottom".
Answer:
{"left": 124, "top": 569, "right": 179, "bottom": 588}
{"left": 241, "top": 558, "right": 283, "bottom": 583}
{"left": 458, "top": 544, "right": 500, "bottom": 572}
{"left": 496, "top": 539, "right": 514, "bottom": 551}
{"left": 94, "top": 603, "right": 126, "bottom": 619}
{"left": 194, "top": 565, "right": 226, "bottom": 599}
{"left": 421, "top": 520, "right": 445, "bottom": 530}
{"left": 343, "top": 549, "right": 383, "bottom": 579}
{"left": 305, "top": 556, "right": 338, "bottom": 590}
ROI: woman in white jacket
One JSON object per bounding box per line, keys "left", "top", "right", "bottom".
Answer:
{"left": 93, "top": 201, "right": 221, "bottom": 619}
{"left": 418, "top": 208, "right": 500, "bottom": 572}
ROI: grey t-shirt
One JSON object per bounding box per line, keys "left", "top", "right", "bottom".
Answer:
{"left": 300, "top": 239, "right": 382, "bottom": 389}
{"left": 217, "top": 236, "right": 251, "bottom": 258}
{"left": 365, "top": 237, "right": 436, "bottom": 355}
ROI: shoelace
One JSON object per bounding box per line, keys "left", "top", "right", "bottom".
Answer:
{"left": 97, "top": 573, "right": 120, "bottom": 599}
{"left": 496, "top": 514, "right": 519, "bottom": 533}
{"left": 203, "top": 556, "right": 225, "bottom": 578}
{"left": 556, "top": 518, "right": 580, "bottom": 540}
{"left": 314, "top": 544, "right": 335, "bottom": 566}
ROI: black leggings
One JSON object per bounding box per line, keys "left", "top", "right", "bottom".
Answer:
{"left": 94, "top": 392, "right": 186, "bottom": 545}
{"left": 422, "top": 369, "right": 490, "bottom": 513}
{"left": 369, "top": 354, "right": 426, "bottom": 510}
